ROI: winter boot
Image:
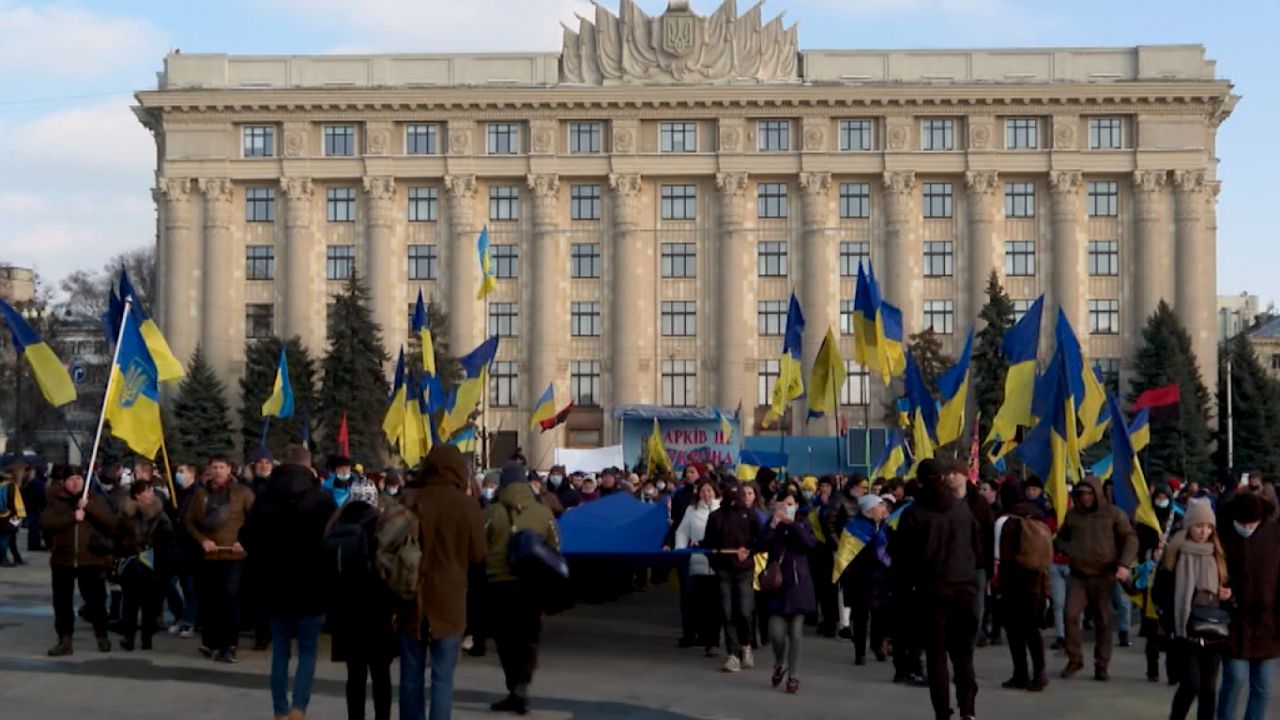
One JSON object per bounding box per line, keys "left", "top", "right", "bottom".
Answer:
{"left": 47, "top": 637, "right": 73, "bottom": 657}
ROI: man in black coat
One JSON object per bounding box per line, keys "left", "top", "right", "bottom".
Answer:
{"left": 1216, "top": 491, "right": 1280, "bottom": 720}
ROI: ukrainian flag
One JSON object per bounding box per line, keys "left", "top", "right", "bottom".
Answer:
{"left": 904, "top": 351, "right": 937, "bottom": 442}
{"left": 401, "top": 370, "right": 430, "bottom": 467}
{"left": 879, "top": 301, "right": 907, "bottom": 381}
{"left": 936, "top": 329, "right": 974, "bottom": 446}
{"left": 718, "top": 407, "right": 734, "bottom": 445}
{"left": 412, "top": 289, "right": 436, "bottom": 376}
{"left": 104, "top": 309, "right": 164, "bottom": 459}
{"left": 1090, "top": 453, "right": 1114, "bottom": 481}
{"left": 806, "top": 327, "right": 846, "bottom": 421}
{"left": 1079, "top": 365, "right": 1112, "bottom": 448}
{"left": 872, "top": 429, "right": 908, "bottom": 480}
{"left": 449, "top": 425, "right": 478, "bottom": 453}
{"left": 1054, "top": 308, "right": 1108, "bottom": 450}
{"left": 440, "top": 335, "right": 499, "bottom": 439}
{"left": 645, "top": 418, "right": 671, "bottom": 473}
{"left": 530, "top": 383, "right": 556, "bottom": 430}
{"left": 260, "top": 346, "right": 294, "bottom": 419}
{"left": 476, "top": 226, "right": 498, "bottom": 300}
{"left": 1017, "top": 348, "right": 1076, "bottom": 527}
{"left": 1109, "top": 394, "right": 1161, "bottom": 533}
{"left": 382, "top": 348, "right": 407, "bottom": 446}
{"left": 764, "top": 293, "right": 805, "bottom": 426}
{"left": 118, "top": 270, "right": 183, "bottom": 382}
{"left": 989, "top": 295, "right": 1044, "bottom": 449}
{"left": 102, "top": 284, "right": 125, "bottom": 343}
{"left": 0, "top": 299, "right": 76, "bottom": 407}
{"left": 907, "top": 407, "right": 936, "bottom": 478}
{"left": 853, "top": 262, "right": 885, "bottom": 381}
{"left": 1129, "top": 407, "right": 1151, "bottom": 453}
{"left": 736, "top": 449, "right": 787, "bottom": 482}
{"left": 832, "top": 514, "right": 886, "bottom": 582}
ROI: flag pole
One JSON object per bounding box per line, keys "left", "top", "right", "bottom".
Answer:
{"left": 83, "top": 297, "right": 133, "bottom": 500}
{"left": 157, "top": 430, "right": 176, "bottom": 502}
{"left": 832, "top": 373, "right": 841, "bottom": 471}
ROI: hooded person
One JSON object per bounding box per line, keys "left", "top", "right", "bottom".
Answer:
{"left": 482, "top": 461, "right": 559, "bottom": 715}
{"left": 1054, "top": 475, "right": 1138, "bottom": 682}
{"left": 322, "top": 455, "right": 355, "bottom": 507}
{"left": 994, "top": 479, "right": 1051, "bottom": 692}
{"left": 842, "top": 493, "right": 894, "bottom": 666}
{"left": 1216, "top": 491, "right": 1280, "bottom": 720}
{"left": 115, "top": 480, "right": 175, "bottom": 651}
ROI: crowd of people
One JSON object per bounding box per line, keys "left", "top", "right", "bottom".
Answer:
{"left": 2, "top": 449, "right": 1279, "bottom": 720}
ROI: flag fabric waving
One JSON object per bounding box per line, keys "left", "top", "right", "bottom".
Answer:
{"left": 831, "top": 513, "right": 891, "bottom": 582}
{"left": 879, "top": 301, "right": 907, "bottom": 381}
{"left": 440, "top": 336, "right": 499, "bottom": 439}
{"left": 989, "top": 295, "right": 1044, "bottom": 448}
{"left": 645, "top": 418, "right": 671, "bottom": 473}
{"left": 765, "top": 293, "right": 805, "bottom": 426}
{"left": 412, "top": 289, "right": 436, "bottom": 376}
{"left": 1016, "top": 347, "right": 1077, "bottom": 527}
{"left": 118, "top": 270, "right": 184, "bottom": 382}
{"left": 476, "top": 226, "right": 498, "bottom": 300}
{"left": 1129, "top": 407, "right": 1151, "bottom": 453}
{"left": 382, "top": 348, "right": 408, "bottom": 446}
{"left": 872, "top": 429, "right": 908, "bottom": 480}
{"left": 1108, "top": 394, "right": 1161, "bottom": 533}
{"left": 530, "top": 383, "right": 556, "bottom": 430}
{"left": 1133, "top": 383, "right": 1181, "bottom": 411}
{"left": 260, "top": 346, "right": 294, "bottom": 419}
{"left": 336, "top": 412, "right": 350, "bottom": 457}
{"left": 904, "top": 351, "right": 938, "bottom": 442}
{"left": 853, "top": 262, "right": 885, "bottom": 380}
{"left": 935, "top": 329, "right": 974, "bottom": 446}
{"left": 806, "top": 327, "right": 846, "bottom": 420}
{"left": 0, "top": 299, "right": 76, "bottom": 407}
{"left": 104, "top": 308, "right": 164, "bottom": 459}
{"left": 538, "top": 401, "right": 574, "bottom": 433}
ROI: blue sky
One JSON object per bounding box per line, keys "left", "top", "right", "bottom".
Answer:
{"left": 1, "top": 0, "right": 1274, "bottom": 304}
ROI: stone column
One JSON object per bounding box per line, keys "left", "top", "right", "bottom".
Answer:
{"left": 156, "top": 177, "right": 198, "bottom": 367}
{"left": 526, "top": 173, "right": 563, "bottom": 468}
{"left": 882, "top": 171, "right": 918, "bottom": 331}
{"left": 964, "top": 170, "right": 1001, "bottom": 326}
{"left": 1133, "top": 170, "right": 1172, "bottom": 331}
{"left": 1048, "top": 170, "right": 1085, "bottom": 331}
{"left": 198, "top": 178, "right": 236, "bottom": 394}
{"left": 715, "top": 172, "right": 754, "bottom": 411}
{"left": 608, "top": 173, "right": 647, "bottom": 407}
{"left": 280, "top": 177, "right": 321, "bottom": 354}
{"left": 363, "top": 176, "right": 403, "bottom": 353}
{"left": 799, "top": 172, "right": 836, "bottom": 429}
{"left": 444, "top": 174, "right": 480, "bottom": 354}
{"left": 1174, "top": 169, "right": 1216, "bottom": 408}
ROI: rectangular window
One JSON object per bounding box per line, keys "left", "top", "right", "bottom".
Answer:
{"left": 570, "top": 360, "right": 601, "bottom": 406}
{"left": 408, "top": 187, "right": 438, "bottom": 222}
{"left": 661, "top": 359, "right": 697, "bottom": 407}
{"left": 1005, "top": 118, "right": 1038, "bottom": 150}
{"left": 922, "top": 118, "right": 956, "bottom": 151}
{"left": 839, "top": 119, "right": 873, "bottom": 151}
{"left": 1004, "top": 182, "right": 1036, "bottom": 218}
{"left": 570, "top": 243, "right": 601, "bottom": 279}
{"left": 923, "top": 299, "right": 955, "bottom": 335}
{"left": 840, "top": 299, "right": 855, "bottom": 336}
{"left": 405, "top": 124, "right": 439, "bottom": 155}
{"left": 758, "top": 120, "right": 790, "bottom": 151}
{"left": 243, "top": 126, "right": 275, "bottom": 157}
{"left": 757, "top": 359, "right": 780, "bottom": 407}
{"left": 408, "top": 244, "right": 438, "bottom": 280}
{"left": 245, "top": 187, "right": 275, "bottom": 222}
{"left": 1089, "top": 299, "right": 1120, "bottom": 335}
{"left": 570, "top": 184, "right": 601, "bottom": 220}
{"left": 757, "top": 241, "right": 789, "bottom": 277}
{"left": 1096, "top": 358, "right": 1121, "bottom": 395}
{"left": 323, "top": 125, "right": 355, "bottom": 157}
{"left": 1004, "top": 241, "right": 1036, "bottom": 277}
{"left": 490, "top": 360, "right": 518, "bottom": 407}
{"left": 568, "top": 122, "right": 601, "bottom": 154}
{"left": 487, "top": 122, "right": 519, "bottom": 154}
{"left": 1087, "top": 181, "right": 1119, "bottom": 217}
{"left": 488, "top": 302, "right": 519, "bottom": 338}
{"left": 326, "top": 187, "right": 356, "bottom": 222}
{"left": 245, "top": 304, "right": 273, "bottom": 339}
{"left": 841, "top": 360, "right": 871, "bottom": 407}
{"left": 923, "top": 241, "right": 954, "bottom": 277}
{"left": 661, "top": 242, "right": 696, "bottom": 278}
{"left": 1012, "top": 299, "right": 1034, "bottom": 323}
{"left": 570, "top": 301, "right": 601, "bottom": 337}
{"left": 660, "top": 184, "right": 697, "bottom": 220}
{"left": 1088, "top": 240, "right": 1120, "bottom": 276}
{"left": 660, "top": 301, "right": 696, "bottom": 337}
{"left": 326, "top": 245, "right": 356, "bottom": 281}
{"left": 839, "top": 182, "right": 871, "bottom": 219}
{"left": 245, "top": 246, "right": 274, "bottom": 280}
{"left": 839, "top": 241, "right": 871, "bottom": 277}
{"left": 492, "top": 244, "right": 518, "bottom": 279}
{"left": 1089, "top": 117, "right": 1123, "bottom": 150}
{"left": 660, "top": 121, "right": 698, "bottom": 153}
{"left": 757, "top": 300, "right": 788, "bottom": 336}
{"left": 489, "top": 186, "right": 519, "bottom": 221}
{"left": 923, "top": 182, "right": 953, "bottom": 218}
{"left": 757, "top": 183, "right": 788, "bottom": 219}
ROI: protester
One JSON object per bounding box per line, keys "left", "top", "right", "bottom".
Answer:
{"left": 323, "top": 455, "right": 356, "bottom": 507}
{"left": 167, "top": 463, "right": 200, "bottom": 638}
{"left": 667, "top": 465, "right": 701, "bottom": 649}
{"left": 1055, "top": 475, "right": 1138, "bottom": 681}
{"left": 41, "top": 466, "right": 115, "bottom": 655}
{"left": 243, "top": 446, "right": 277, "bottom": 651}
{"left": 1154, "top": 499, "right": 1229, "bottom": 720}
{"left": 0, "top": 465, "right": 22, "bottom": 566}
{"left": 184, "top": 453, "right": 255, "bottom": 663}
{"left": 674, "top": 479, "right": 722, "bottom": 656}
{"left": 807, "top": 475, "right": 837, "bottom": 638}
{"left": 1217, "top": 491, "right": 1280, "bottom": 720}
{"left": 703, "top": 481, "right": 762, "bottom": 673}
{"left": 994, "top": 479, "right": 1050, "bottom": 692}
{"left": 115, "top": 479, "right": 174, "bottom": 651}
{"left": 843, "top": 494, "right": 893, "bottom": 666}
{"left": 20, "top": 463, "right": 47, "bottom": 552}
{"left": 1140, "top": 483, "right": 1180, "bottom": 683}
{"left": 402, "top": 445, "right": 487, "bottom": 720}
{"left": 527, "top": 472, "right": 564, "bottom": 518}
{"left": 483, "top": 462, "right": 560, "bottom": 715}
{"left": 552, "top": 468, "right": 580, "bottom": 510}
{"left": 759, "top": 489, "right": 817, "bottom": 694}
{"left": 892, "top": 459, "right": 981, "bottom": 720}
{"left": 240, "top": 444, "right": 336, "bottom": 719}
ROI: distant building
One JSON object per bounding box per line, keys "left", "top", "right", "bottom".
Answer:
{"left": 1219, "top": 293, "right": 1261, "bottom": 343}
{"left": 1246, "top": 316, "right": 1280, "bottom": 380}
{"left": 0, "top": 264, "right": 35, "bottom": 305}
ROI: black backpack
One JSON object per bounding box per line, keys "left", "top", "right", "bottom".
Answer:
{"left": 324, "top": 519, "right": 372, "bottom": 579}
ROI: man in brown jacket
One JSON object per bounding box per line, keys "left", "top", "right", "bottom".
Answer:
{"left": 399, "top": 444, "right": 486, "bottom": 720}
{"left": 1055, "top": 475, "right": 1138, "bottom": 681}
{"left": 183, "top": 453, "right": 255, "bottom": 663}
{"left": 42, "top": 466, "right": 118, "bottom": 655}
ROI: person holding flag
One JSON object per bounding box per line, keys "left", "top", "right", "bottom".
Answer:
{"left": 42, "top": 465, "right": 118, "bottom": 656}
{"left": 836, "top": 493, "right": 894, "bottom": 667}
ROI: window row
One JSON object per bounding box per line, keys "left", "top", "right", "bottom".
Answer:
{"left": 758, "top": 359, "right": 871, "bottom": 407}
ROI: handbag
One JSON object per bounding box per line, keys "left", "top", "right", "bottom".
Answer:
{"left": 504, "top": 506, "right": 569, "bottom": 583}
{"left": 759, "top": 551, "right": 785, "bottom": 592}
{"left": 1187, "top": 590, "right": 1231, "bottom": 644}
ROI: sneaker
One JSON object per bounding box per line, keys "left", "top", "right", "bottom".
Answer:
{"left": 722, "top": 654, "right": 741, "bottom": 673}
{"left": 198, "top": 645, "right": 213, "bottom": 659}
{"left": 741, "top": 646, "right": 754, "bottom": 669}
{"left": 837, "top": 626, "right": 852, "bottom": 640}
{"left": 167, "top": 624, "right": 182, "bottom": 636}
{"left": 461, "top": 635, "right": 474, "bottom": 651}
{"left": 179, "top": 626, "right": 193, "bottom": 639}
{"left": 1061, "top": 659, "right": 1084, "bottom": 679}
{"left": 771, "top": 665, "right": 786, "bottom": 688}
{"left": 1118, "top": 632, "right": 1131, "bottom": 648}
{"left": 215, "top": 648, "right": 239, "bottom": 664}
{"left": 785, "top": 677, "right": 800, "bottom": 694}
{"left": 1001, "top": 676, "right": 1028, "bottom": 690}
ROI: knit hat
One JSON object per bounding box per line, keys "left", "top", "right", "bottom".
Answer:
{"left": 858, "top": 494, "right": 885, "bottom": 517}
{"left": 1184, "top": 497, "right": 1216, "bottom": 528}
{"left": 499, "top": 461, "right": 527, "bottom": 489}
{"left": 250, "top": 446, "right": 274, "bottom": 463}
{"left": 801, "top": 476, "right": 818, "bottom": 493}
{"left": 349, "top": 479, "right": 379, "bottom": 507}
{"left": 1229, "top": 492, "right": 1266, "bottom": 524}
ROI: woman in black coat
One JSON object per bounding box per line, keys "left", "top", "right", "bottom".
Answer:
{"left": 759, "top": 488, "right": 817, "bottom": 694}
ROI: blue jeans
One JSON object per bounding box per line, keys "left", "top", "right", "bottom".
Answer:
{"left": 399, "top": 630, "right": 463, "bottom": 720}
{"left": 1112, "top": 581, "right": 1131, "bottom": 636}
{"left": 1218, "top": 657, "right": 1275, "bottom": 720}
{"left": 1050, "top": 563, "right": 1071, "bottom": 639}
{"left": 268, "top": 615, "right": 324, "bottom": 717}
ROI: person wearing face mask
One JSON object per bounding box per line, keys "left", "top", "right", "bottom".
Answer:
{"left": 528, "top": 473, "right": 564, "bottom": 518}
{"left": 553, "top": 468, "right": 580, "bottom": 511}
{"left": 322, "top": 455, "right": 356, "bottom": 507}
{"left": 1216, "top": 491, "right": 1280, "bottom": 720}
{"left": 1138, "top": 484, "right": 1180, "bottom": 683}
{"left": 759, "top": 489, "right": 817, "bottom": 694}
{"left": 165, "top": 464, "right": 201, "bottom": 638}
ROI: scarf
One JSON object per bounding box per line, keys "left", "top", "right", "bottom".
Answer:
{"left": 1172, "top": 539, "right": 1219, "bottom": 639}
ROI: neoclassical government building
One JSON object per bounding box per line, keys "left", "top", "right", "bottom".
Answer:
{"left": 135, "top": 0, "right": 1235, "bottom": 462}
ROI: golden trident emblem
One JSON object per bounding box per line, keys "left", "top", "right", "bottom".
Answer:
{"left": 118, "top": 358, "right": 151, "bottom": 408}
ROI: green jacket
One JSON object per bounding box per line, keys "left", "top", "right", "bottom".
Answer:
{"left": 482, "top": 482, "right": 560, "bottom": 583}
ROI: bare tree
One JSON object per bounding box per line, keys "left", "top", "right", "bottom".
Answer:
{"left": 57, "top": 246, "right": 155, "bottom": 321}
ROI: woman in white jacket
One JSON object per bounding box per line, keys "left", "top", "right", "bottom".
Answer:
{"left": 676, "top": 480, "right": 722, "bottom": 656}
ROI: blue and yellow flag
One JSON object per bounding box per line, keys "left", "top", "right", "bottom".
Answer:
{"left": 530, "top": 383, "right": 556, "bottom": 430}
{"left": 260, "top": 346, "right": 294, "bottom": 419}
{"left": 989, "top": 295, "right": 1044, "bottom": 451}
{"left": 907, "top": 407, "right": 935, "bottom": 478}
{"left": 832, "top": 514, "right": 889, "bottom": 582}
{"left": 1017, "top": 348, "right": 1076, "bottom": 527}
{"left": 382, "top": 348, "right": 407, "bottom": 446}
{"left": 440, "top": 335, "right": 499, "bottom": 439}
{"left": 853, "top": 262, "right": 885, "bottom": 381}
{"left": 401, "top": 370, "right": 430, "bottom": 467}
{"left": 765, "top": 293, "right": 805, "bottom": 426}
{"left": 118, "top": 270, "right": 183, "bottom": 382}
{"left": 412, "top": 290, "right": 436, "bottom": 376}
{"left": 1129, "top": 407, "right": 1151, "bottom": 454}
{"left": 0, "top": 299, "right": 76, "bottom": 407}
{"left": 104, "top": 310, "right": 164, "bottom": 459}
{"left": 1054, "top": 308, "right": 1108, "bottom": 450}
{"left": 736, "top": 448, "right": 787, "bottom": 482}
{"left": 872, "top": 429, "right": 908, "bottom": 480}
{"left": 718, "top": 407, "right": 734, "bottom": 445}
{"left": 646, "top": 418, "right": 671, "bottom": 473}
{"left": 879, "top": 300, "right": 907, "bottom": 381}
{"left": 449, "top": 425, "right": 478, "bottom": 453}
{"left": 904, "top": 351, "right": 937, "bottom": 441}
{"left": 935, "top": 330, "right": 973, "bottom": 446}
{"left": 806, "top": 327, "right": 845, "bottom": 420}
{"left": 1109, "top": 394, "right": 1161, "bottom": 533}
{"left": 476, "top": 226, "right": 498, "bottom": 300}
{"left": 1091, "top": 453, "right": 1114, "bottom": 481}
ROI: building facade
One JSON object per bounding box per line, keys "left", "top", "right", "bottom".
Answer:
{"left": 135, "top": 0, "right": 1235, "bottom": 465}
{"left": 0, "top": 265, "right": 35, "bottom": 306}
{"left": 1219, "top": 292, "right": 1261, "bottom": 343}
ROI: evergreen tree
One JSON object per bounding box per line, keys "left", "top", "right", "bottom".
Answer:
{"left": 239, "top": 336, "right": 318, "bottom": 459}
{"left": 171, "top": 344, "right": 234, "bottom": 464}
{"left": 908, "top": 328, "right": 954, "bottom": 395}
{"left": 319, "top": 273, "right": 390, "bottom": 464}
{"left": 972, "top": 271, "right": 1016, "bottom": 442}
{"left": 1217, "top": 336, "right": 1280, "bottom": 477}
{"left": 1129, "top": 300, "right": 1213, "bottom": 484}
